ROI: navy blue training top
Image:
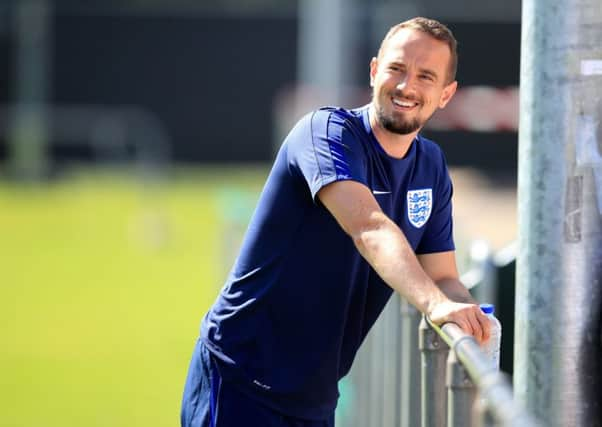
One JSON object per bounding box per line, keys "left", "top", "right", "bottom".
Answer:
{"left": 201, "top": 105, "right": 455, "bottom": 420}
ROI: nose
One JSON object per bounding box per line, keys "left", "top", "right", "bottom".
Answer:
{"left": 396, "top": 73, "right": 417, "bottom": 95}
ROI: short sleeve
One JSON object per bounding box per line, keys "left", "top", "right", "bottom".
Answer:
{"left": 285, "top": 109, "right": 369, "bottom": 201}
{"left": 415, "top": 150, "right": 455, "bottom": 254}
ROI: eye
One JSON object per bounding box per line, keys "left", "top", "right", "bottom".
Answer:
{"left": 420, "top": 73, "right": 435, "bottom": 82}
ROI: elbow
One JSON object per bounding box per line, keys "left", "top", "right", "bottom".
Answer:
{"left": 351, "top": 231, "right": 368, "bottom": 253}
{"left": 349, "top": 211, "right": 389, "bottom": 253}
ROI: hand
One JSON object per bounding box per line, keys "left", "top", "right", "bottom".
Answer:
{"left": 428, "top": 300, "right": 491, "bottom": 344}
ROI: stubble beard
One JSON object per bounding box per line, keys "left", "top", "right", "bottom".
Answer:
{"left": 374, "top": 96, "right": 423, "bottom": 135}
{"left": 377, "top": 107, "right": 422, "bottom": 135}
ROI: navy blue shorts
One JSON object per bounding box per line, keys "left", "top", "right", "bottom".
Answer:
{"left": 180, "top": 339, "right": 335, "bottom": 427}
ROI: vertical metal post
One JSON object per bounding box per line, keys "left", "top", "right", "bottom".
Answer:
{"left": 368, "top": 298, "right": 385, "bottom": 427}
{"left": 8, "top": 0, "right": 51, "bottom": 180}
{"left": 464, "top": 240, "right": 497, "bottom": 308}
{"left": 297, "top": 0, "right": 360, "bottom": 102}
{"left": 381, "top": 295, "right": 401, "bottom": 427}
{"left": 400, "top": 298, "right": 421, "bottom": 427}
{"left": 349, "top": 329, "right": 373, "bottom": 427}
{"left": 419, "top": 316, "right": 448, "bottom": 427}
{"left": 517, "top": 0, "right": 602, "bottom": 425}
{"left": 446, "top": 350, "right": 476, "bottom": 427}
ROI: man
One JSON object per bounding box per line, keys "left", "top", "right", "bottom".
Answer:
{"left": 181, "top": 16, "right": 491, "bottom": 427}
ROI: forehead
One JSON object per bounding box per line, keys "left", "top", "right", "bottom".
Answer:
{"left": 379, "top": 28, "right": 451, "bottom": 70}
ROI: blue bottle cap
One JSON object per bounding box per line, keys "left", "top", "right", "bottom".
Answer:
{"left": 480, "top": 303, "right": 495, "bottom": 314}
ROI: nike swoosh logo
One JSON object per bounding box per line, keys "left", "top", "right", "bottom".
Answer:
{"left": 372, "top": 190, "right": 391, "bottom": 195}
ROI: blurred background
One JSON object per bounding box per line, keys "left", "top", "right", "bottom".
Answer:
{"left": 0, "top": 1, "right": 520, "bottom": 426}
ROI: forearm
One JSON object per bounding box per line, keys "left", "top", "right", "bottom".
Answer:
{"left": 352, "top": 211, "right": 449, "bottom": 315}
{"left": 318, "top": 180, "right": 490, "bottom": 341}
{"left": 435, "top": 278, "right": 476, "bottom": 304}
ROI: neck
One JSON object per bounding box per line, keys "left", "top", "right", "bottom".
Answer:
{"left": 368, "top": 105, "right": 419, "bottom": 159}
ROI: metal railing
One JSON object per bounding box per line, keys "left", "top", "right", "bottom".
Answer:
{"left": 420, "top": 316, "right": 539, "bottom": 427}
{"left": 341, "top": 241, "right": 540, "bottom": 427}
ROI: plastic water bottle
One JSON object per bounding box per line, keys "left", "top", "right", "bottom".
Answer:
{"left": 480, "top": 303, "right": 501, "bottom": 370}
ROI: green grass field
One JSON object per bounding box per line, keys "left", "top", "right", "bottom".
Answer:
{"left": 0, "top": 167, "right": 267, "bottom": 427}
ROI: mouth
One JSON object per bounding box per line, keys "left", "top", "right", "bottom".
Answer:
{"left": 391, "top": 97, "right": 419, "bottom": 111}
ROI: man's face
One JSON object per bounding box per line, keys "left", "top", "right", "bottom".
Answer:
{"left": 370, "top": 28, "right": 457, "bottom": 135}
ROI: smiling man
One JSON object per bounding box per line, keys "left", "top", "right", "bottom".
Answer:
{"left": 181, "top": 17, "right": 490, "bottom": 427}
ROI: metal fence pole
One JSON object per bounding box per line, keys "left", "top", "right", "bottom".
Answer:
{"left": 400, "top": 299, "right": 421, "bottom": 427}
{"left": 419, "top": 316, "right": 448, "bottom": 427}
{"left": 9, "top": 0, "right": 51, "bottom": 180}
{"left": 446, "top": 349, "right": 476, "bottom": 427}
{"left": 517, "top": 0, "right": 602, "bottom": 424}
{"left": 381, "top": 295, "right": 401, "bottom": 427}
{"left": 435, "top": 321, "right": 541, "bottom": 427}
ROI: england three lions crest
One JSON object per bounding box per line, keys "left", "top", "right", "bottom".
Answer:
{"left": 407, "top": 189, "right": 432, "bottom": 228}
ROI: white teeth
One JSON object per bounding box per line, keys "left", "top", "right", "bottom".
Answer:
{"left": 392, "top": 98, "right": 416, "bottom": 108}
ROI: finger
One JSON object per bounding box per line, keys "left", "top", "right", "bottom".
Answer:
{"left": 455, "top": 313, "right": 474, "bottom": 337}
{"left": 476, "top": 309, "right": 491, "bottom": 342}
{"left": 467, "top": 308, "right": 483, "bottom": 343}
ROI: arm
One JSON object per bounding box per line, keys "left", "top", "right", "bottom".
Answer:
{"left": 418, "top": 251, "right": 490, "bottom": 341}
{"left": 318, "top": 180, "right": 490, "bottom": 342}
{"left": 418, "top": 251, "right": 474, "bottom": 303}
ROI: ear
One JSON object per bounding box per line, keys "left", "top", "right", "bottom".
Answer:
{"left": 369, "top": 57, "right": 378, "bottom": 88}
{"left": 438, "top": 80, "right": 457, "bottom": 108}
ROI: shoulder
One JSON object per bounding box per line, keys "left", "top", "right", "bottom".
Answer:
{"left": 285, "top": 106, "right": 368, "bottom": 151}
{"left": 302, "top": 106, "right": 366, "bottom": 136}
{"left": 316, "top": 105, "right": 364, "bottom": 122}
